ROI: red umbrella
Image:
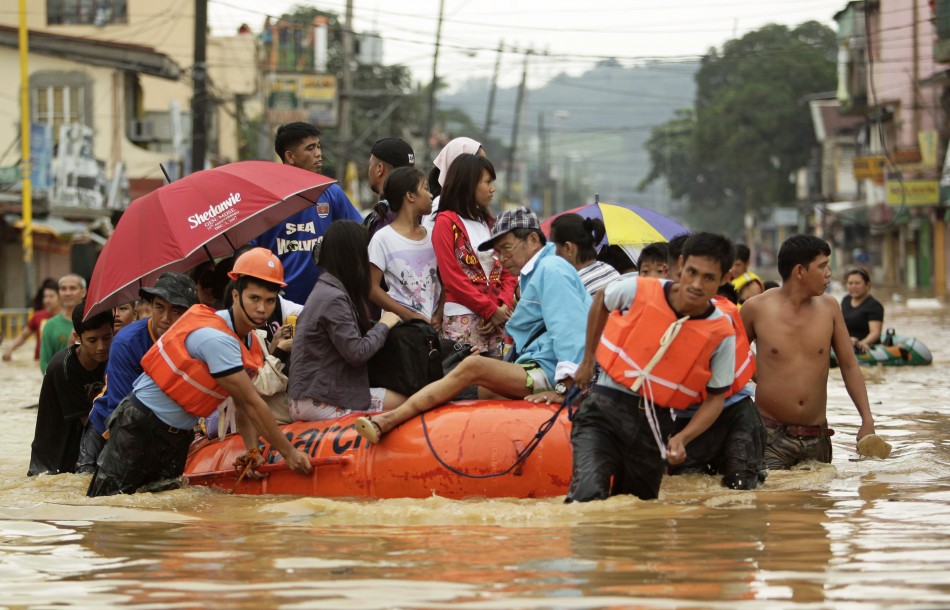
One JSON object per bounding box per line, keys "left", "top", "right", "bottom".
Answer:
{"left": 84, "top": 161, "right": 335, "bottom": 319}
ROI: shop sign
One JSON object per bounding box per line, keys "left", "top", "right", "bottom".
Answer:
{"left": 885, "top": 179, "right": 939, "bottom": 206}
{"left": 853, "top": 156, "right": 886, "bottom": 181}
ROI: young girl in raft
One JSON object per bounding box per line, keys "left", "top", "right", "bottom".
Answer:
{"left": 287, "top": 220, "right": 404, "bottom": 421}
{"left": 368, "top": 166, "right": 444, "bottom": 328}
{"left": 432, "top": 153, "right": 517, "bottom": 357}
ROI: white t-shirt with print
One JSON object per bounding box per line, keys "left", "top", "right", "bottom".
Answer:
{"left": 368, "top": 225, "right": 441, "bottom": 319}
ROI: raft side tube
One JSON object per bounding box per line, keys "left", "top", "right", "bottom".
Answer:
{"left": 184, "top": 401, "right": 574, "bottom": 499}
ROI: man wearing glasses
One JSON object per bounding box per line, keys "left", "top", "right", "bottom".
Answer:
{"left": 354, "top": 207, "right": 591, "bottom": 444}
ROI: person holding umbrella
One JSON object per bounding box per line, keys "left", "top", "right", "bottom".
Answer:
{"left": 252, "top": 122, "right": 363, "bottom": 304}
{"left": 87, "top": 248, "right": 313, "bottom": 496}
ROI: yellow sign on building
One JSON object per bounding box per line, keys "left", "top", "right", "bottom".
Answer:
{"left": 885, "top": 179, "right": 939, "bottom": 206}
{"left": 853, "top": 155, "right": 886, "bottom": 181}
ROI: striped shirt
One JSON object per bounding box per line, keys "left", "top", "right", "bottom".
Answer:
{"left": 577, "top": 260, "right": 621, "bottom": 296}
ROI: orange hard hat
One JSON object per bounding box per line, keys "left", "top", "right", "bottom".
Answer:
{"left": 227, "top": 247, "right": 287, "bottom": 287}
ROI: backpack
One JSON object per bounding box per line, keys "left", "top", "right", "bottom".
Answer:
{"left": 368, "top": 319, "right": 444, "bottom": 396}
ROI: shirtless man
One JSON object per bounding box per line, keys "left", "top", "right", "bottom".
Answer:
{"left": 740, "top": 235, "right": 876, "bottom": 469}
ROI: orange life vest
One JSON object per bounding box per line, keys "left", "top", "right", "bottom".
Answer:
{"left": 712, "top": 295, "right": 756, "bottom": 395}
{"left": 596, "top": 278, "right": 734, "bottom": 410}
{"left": 140, "top": 305, "right": 264, "bottom": 418}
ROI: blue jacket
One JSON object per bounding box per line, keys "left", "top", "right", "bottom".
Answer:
{"left": 507, "top": 243, "right": 591, "bottom": 383}
{"left": 252, "top": 184, "right": 362, "bottom": 303}
{"left": 88, "top": 317, "right": 155, "bottom": 435}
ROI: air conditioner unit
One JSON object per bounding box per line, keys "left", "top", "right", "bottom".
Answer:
{"left": 128, "top": 120, "right": 155, "bottom": 142}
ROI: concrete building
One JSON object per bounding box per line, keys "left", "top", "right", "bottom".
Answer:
{"left": 0, "top": 1, "right": 258, "bottom": 308}
{"left": 834, "top": 0, "right": 948, "bottom": 295}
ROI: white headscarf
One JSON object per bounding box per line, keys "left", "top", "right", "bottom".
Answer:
{"left": 433, "top": 137, "right": 482, "bottom": 187}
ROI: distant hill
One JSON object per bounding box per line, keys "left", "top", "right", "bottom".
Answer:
{"left": 438, "top": 59, "right": 699, "bottom": 217}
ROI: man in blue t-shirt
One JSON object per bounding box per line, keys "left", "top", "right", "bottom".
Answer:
{"left": 251, "top": 122, "right": 362, "bottom": 303}
{"left": 76, "top": 272, "right": 198, "bottom": 473}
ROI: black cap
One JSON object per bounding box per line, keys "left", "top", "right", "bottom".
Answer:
{"left": 370, "top": 138, "right": 415, "bottom": 168}
{"left": 140, "top": 272, "right": 198, "bottom": 309}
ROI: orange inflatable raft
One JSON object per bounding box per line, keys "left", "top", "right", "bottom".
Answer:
{"left": 184, "top": 400, "right": 574, "bottom": 499}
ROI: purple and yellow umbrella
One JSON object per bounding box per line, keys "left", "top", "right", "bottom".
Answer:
{"left": 540, "top": 202, "right": 689, "bottom": 256}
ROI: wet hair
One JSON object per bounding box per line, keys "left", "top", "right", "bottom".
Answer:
{"left": 550, "top": 213, "right": 606, "bottom": 263}
{"left": 637, "top": 242, "right": 670, "bottom": 269}
{"left": 598, "top": 244, "right": 637, "bottom": 274}
{"left": 845, "top": 267, "right": 871, "bottom": 284}
{"left": 235, "top": 275, "right": 281, "bottom": 295}
{"left": 666, "top": 233, "right": 692, "bottom": 267}
{"left": 734, "top": 244, "right": 750, "bottom": 263}
{"left": 383, "top": 166, "right": 426, "bottom": 214}
{"left": 319, "top": 220, "right": 373, "bottom": 333}
{"left": 716, "top": 281, "right": 739, "bottom": 304}
{"left": 681, "top": 232, "right": 735, "bottom": 277}
{"left": 777, "top": 235, "right": 831, "bottom": 280}
{"left": 274, "top": 122, "right": 321, "bottom": 162}
{"left": 32, "top": 278, "right": 58, "bottom": 311}
{"left": 72, "top": 299, "right": 112, "bottom": 336}
{"left": 428, "top": 166, "right": 442, "bottom": 198}
{"left": 438, "top": 154, "right": 496, "bottom": 223}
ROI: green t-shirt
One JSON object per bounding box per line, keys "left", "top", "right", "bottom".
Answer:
{"left": 39, "top": 313, "right": 73, "bottom": 374}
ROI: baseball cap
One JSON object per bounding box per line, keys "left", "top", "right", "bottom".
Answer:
{"left": 140, "top": 272, "right": 198, "bottom": 309}
{"left": 477, "top": 207, "right": 541, "bottom": 251}
{"left": 370, "top": 138, "right": 415, "bottom": 168}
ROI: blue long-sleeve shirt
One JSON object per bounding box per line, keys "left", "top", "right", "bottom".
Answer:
{"left": 88, "top": 317, "right": 156, "bottom": 435}
{"left": 251, "top": 184, "right": 362, "bottom": 303}
{"left": 506, "top": 243, "right": 591, "bottom": 383}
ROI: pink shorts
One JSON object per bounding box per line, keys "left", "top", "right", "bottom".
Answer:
{"left": 289, "top": 389, "right": 386, "bottom": 422}
{"left": 442, "top": 313, "right": 504, "bottom": 358}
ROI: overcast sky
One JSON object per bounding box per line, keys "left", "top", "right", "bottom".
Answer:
{"left": 209, "top": 0, "right": 849, "bottom": 90}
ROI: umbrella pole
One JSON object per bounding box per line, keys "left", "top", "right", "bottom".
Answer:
{"left": 159, "top": 163, "right": 172, "bottom": 184}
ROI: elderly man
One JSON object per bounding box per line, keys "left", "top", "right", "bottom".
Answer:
{"left": 39, "top": 274, "right": 87, "bottom": 373}
{"left": 354, "top": 207, "right": 590, "bottom": 444}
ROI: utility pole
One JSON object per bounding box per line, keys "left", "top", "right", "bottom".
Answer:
{"left": 482, "top": 41, "right": 503, "bottom": 143}
{"left": 505, "top": 49, "right": 530, "bottom": 204}
{"left": 337, "top": 0, "right": 354, "bottom": 179}
{"left": 422, "top": 0, "right": 446, "bottom": 165}
{"left": 18, "top": 0, "right": 33, "bottom": 307}
{"left": 189, "top": 0, "right": 208, "bottom": 174}
{"left": 538, "top": 112, "right": 551, "bottom": 217}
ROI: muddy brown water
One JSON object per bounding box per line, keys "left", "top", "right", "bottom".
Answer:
{"left": 0, "top": 301, "right": 947, "bottom": 609}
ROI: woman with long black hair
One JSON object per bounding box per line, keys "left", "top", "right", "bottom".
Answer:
{"left": 288, "top": 220, "right": 404, "bottom": 421}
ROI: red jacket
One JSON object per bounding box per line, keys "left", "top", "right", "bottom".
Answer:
{"left": 432, "top": 210, "right": 517, "bottom": 320}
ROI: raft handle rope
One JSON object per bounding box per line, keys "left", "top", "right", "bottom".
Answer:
{"left": 624, "top": 315, "right": 689, "bottom": 461}
{"left": 232, "top": 447, "right": 262, "bottom": 492}
{"left": 420, "top": 386, "right": 581, "bottom": 479}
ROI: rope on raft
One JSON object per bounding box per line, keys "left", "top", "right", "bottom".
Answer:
{"left": 420, "top": 386, "right": 581, "bottom": 479}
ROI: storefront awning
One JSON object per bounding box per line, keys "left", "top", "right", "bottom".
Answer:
{"left": 4, "top": 214, "right": 106, "bottom": 245}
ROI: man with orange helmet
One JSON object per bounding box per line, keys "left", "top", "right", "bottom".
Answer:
{"left": 87, "top": 248, "right": 312, "bottom": 496}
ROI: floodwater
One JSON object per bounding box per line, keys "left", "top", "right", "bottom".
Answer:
{"left": 0, "top": 300, "right": 948, "bottom": 609}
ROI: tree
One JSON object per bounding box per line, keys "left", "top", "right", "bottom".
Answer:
{"left": 640, "top": 22, "right": 837, "bottom": 236}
